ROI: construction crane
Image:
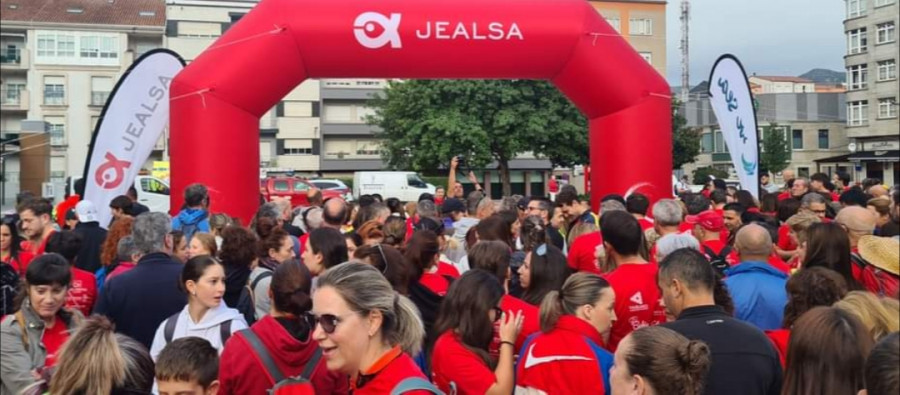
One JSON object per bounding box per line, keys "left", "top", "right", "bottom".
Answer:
{"left": 680, "top": 0, "right": 690, "bottom": 103}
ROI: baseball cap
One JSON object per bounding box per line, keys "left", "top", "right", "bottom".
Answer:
{"left": 414, "top": 216, "right": 445, "bottom": 234}
{"left": 75, "top": 200, "right": 100, "bottom": 223}
{"left": 684, "top": 210, "right": 724, "bottom": 231}
{"left": 418, "top": 193, "right": 435, "bottom": 203}
{"left": 441, "top": 198, "right": 466, "bottom": 215}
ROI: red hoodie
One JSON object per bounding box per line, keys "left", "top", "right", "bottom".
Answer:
{"left": 218, "top": 315, "right": 349, "bottom": 395}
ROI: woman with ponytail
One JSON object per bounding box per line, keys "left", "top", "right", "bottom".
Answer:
{"left": 312, "top": 262, "right": 437, "bottom": 394}
{"left": 219, "top": 261, "right": 348, "bottom": 394}
{"left": 516, "top": 272, "right": 617, "bottom": 394}
{"left": 609, "top": 326, "right": 711, "bottom": 395}
{"left": 48, "top": 315, "right": 154, "bottom": 395}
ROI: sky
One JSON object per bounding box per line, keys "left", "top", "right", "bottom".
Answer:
{"left": 664, "top": 0, "right": 847, "bottom": 86}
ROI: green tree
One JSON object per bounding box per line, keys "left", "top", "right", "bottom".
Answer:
{"left": 672, "top": 99, "right": 701, "bottom": 170}
{"left": 760, "top": 122, "right": 791, "bottom": 174}
{"left": 692, "top": 166, "right": 729, "bottom": 185}
{"left": 367, "top": 80, "right": 587, "bottom": 196}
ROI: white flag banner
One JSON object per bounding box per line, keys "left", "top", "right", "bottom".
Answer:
{"left": 707, "top": 54, "right": 760, "bottom": 198}
{"left": 82, "top": 50, "right": 185, "bottom": 228}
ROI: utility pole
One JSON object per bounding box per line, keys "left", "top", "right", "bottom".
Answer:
{"left": 680, "top": 0, "right": 690, "bottom": 103}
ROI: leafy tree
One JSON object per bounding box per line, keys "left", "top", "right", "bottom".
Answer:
{"left": 672, "top": 99, "right": 701, "bottom": 170}
{"left": 692, "top": 166, "right": 729, "bottom": 185}
{"left": 760, "top": 122, "right": 791, "bottom": 175}
{"left": 367, "top": 80, "right": 587, "bottom": 196}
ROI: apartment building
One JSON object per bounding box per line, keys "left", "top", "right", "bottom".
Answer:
{"left": 589, "top": 0, "right": 667, "bottom": 78}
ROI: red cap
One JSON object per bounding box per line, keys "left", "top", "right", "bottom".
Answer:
{"left": 685, "top": 210, "right": 725, "bottom": 231}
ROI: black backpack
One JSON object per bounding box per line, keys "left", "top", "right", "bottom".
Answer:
{"left": 163, "top": 312, "right": 233, "bottom": 345}
{"left": 236, "top": 270, "right": 274, "bottom": 326}
{"left": 702, "top": 245, "right": 733, "bottom": 276}
{"left": 0, "top": 262, "right": 19, "bottom": 316}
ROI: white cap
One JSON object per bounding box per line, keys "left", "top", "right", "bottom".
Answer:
{"left": 75, "top": 200, "right": 99, "bottom": 223}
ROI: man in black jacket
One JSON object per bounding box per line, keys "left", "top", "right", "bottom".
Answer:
{"left": 658, "top": 248, "right": 782, "bottom": 395}
{"left": 72, "top": 200, "right": 108, "bottom": 273}
{"left": 94, "top": 212, "right": 186, "bottom": 349}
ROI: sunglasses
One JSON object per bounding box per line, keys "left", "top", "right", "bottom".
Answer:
{"left": 308, "top": 312, "right": 351, "bottom": 334}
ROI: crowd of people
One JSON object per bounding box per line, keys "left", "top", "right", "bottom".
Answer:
{"left": 0, "top": 165, "right": 898, "bottom": 395}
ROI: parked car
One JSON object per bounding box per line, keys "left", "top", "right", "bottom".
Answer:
{"left": 260, "top": 177, "right": 342, "bottom": 208}
{"left": 68, "top": 175, "right": 170, "bottom": 213}
{"left": 353, "top": 171, "right": 436, "bottom": 202}
{"left": 310, "top": 179, "right": 353, "bottom": 202}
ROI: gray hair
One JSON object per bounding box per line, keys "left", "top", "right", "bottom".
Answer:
{"left": 600, "top": 200, "right": 626, "bottom": 213}
{"left": 801, "top": 193, "right": 827, "bottom": 208}
{"left": 132, "top": 212, "right": 171, "bottom": 255}
{"left": 416, "top": 200, "right": 437, "bottom": 219}
{"left": 183, "top": 183, "right": 209, "bottom": 207}
{"left": 317, "top": 262, "right": 425, "bottom": 356}
{"left": 652, "top": 199, "right": 683, "bottom": 227}
{"left": 305, "top": 207, "right": 324, "bottom": 230}
{"left": 477, "top": 197, "right": 495, "bottom": 214}
{"left": 252, "top": 202, "right": 282, "bottom": 234}
{"left": 116, "top": 235, "right": 137, "bottom": 262}
{"left": 656, "top": 233, "right": 700, "bottom": 262}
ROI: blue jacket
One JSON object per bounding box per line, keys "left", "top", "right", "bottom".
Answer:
{"left": 94, "top": 252, "right": 186, "bottom": 349}
{"left": 172, "top": 208, "right": 210, "bottom": 240}
{"left": 724, "top": 262, "right": 788, "bottom": 331}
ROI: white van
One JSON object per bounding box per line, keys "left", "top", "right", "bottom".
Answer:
{"left": 353, "top": 172, "right": 436, "bottom": 202}
{"left": 66, "top": 175, "right": 170, "bottom": 213}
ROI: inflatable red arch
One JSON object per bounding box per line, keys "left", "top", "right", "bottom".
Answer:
{"left": 170, "top": 0, "right": 671, "bottom": 221}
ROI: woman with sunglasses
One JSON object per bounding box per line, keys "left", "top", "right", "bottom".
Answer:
{"left": 149, "top": 255, "right": 248, "bottom": 361}
{"left": 219, "top": 260, "right": 349, "bottom": 394}
{"left": 313, "top": 262, "right": 436, "bottom": 394}
{"left": 431, "top": 270, "right": 524, "bottom": 395}
{"left": 518, "top": 243, "right": 571, "bottom": 306}
{"left": 516, "top": 272, "right": 617, "bottom": 394}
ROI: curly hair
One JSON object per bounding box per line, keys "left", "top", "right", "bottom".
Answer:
{"left": 783, "top": 267, "right": 848, "bottom": 328}
{"left": 101, "top": 216, "right": 134, "bottom": 266}
{"left": 219, "top": 226, "right": 258, "bottom": 268}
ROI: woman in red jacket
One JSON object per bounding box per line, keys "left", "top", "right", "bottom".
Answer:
{"left": 431, "top": 270, "right": 524, "bottom": 394}
{"left": 312, "top": 262, "right": 437, "bottom": 394}
{"left": 516, "top": 272, "right": 617, "bottom": 394}
{"left": 218, "top": 261, "right": 349, "bottom": 394}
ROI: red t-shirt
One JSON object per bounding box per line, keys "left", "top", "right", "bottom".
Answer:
{"left": 42, "top": 319, "right": 70, "bottom": 368}
{"left": 66, "top": 267, "right": 97, "bottom": 316}
{"left": 777, "top": 224, "right": 798, "bottom": 251}
{"left": 637, "top": 218, "right": 654, "bottom": 231}
{"left": 567, "top": 232, "right": 603, "bottom": 274}
{"left": 432, "top": 331, "right": 495, "bottom": 395}
{"left": 420, "top": 273, "right": 452, "bottom": 296}
{"left": 351, "top": 347, "right": 431, "bottom": 395}
{"left": 765, "top": 329, "right": 790, "bottom": 369}
{"left": 488, "top": 294, "right": 540, "bottom": 358}
{"left": 603, "top": 263, "right": 666, "bottom": 351}
{"left": 21, "top": 230, "right": 54, "bottom": 256}
{"left": 436, "top": 261, "right": 460, "bottom": 278}
{"left": 766, "top": 253, "right": 792, "bottom": 275}
{"left": 2, "top": 251, "right": 34, "bottom": 276}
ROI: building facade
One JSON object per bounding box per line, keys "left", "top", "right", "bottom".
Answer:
{"left": 589, "top": 0, "right": 667, "bottom": 79}
{"left": 844, "top": 0, "right": 899, "bottom": 185}
{"left": 1, "top": 0, "right": 165, "bottom": 208}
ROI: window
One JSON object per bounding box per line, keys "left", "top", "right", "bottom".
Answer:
{"left": 91, "top": 76, "right": 113, "bottom": 106}
{"left": 3, "top": 83, "right": 24, "bottom": 104}
{"left": 878, "top": 59, "right": 897, "bottom": 80}
{"left": 100, "top": 37, "right": 117, "bottom": 59}
{"left": 701, "top": 133, "right": 714, "bottom": 153}
{"left": 355, "top": 140, "right": 379, "bottom": 156}
{"left": 818, "top": 129, "right": 829, "bottom": 149}
{"left": 605, "top": 17, "right": 620, "bottom": 33}
{"left": 847, "top": 0, "right": 866, "bottom": 18}
{"left": 878, "top": 98, "right": 898, "bottom": 118}
{"left": 847, "top": 28, "right": 867, "bottom": 54}
{"left": 292, "top": 180, "right": 310, "bottom": 192}
{"left": 140, "top": 178, "right": 170, "bottom": 195}
{"left": 273, "top": 180, "right": 289, "bottom": 192}
{"left": 798, "top": 167, "right": 810, "bottom": 179}
{"left": 43, "top": 76, "right": 65, "bottom": 105}
{"left": 407, "top": 174, "right": 427, "bottom": 188}
{"left": 57, "top": 35, "right": 75, "bottom": 57}
{"left": 792, "top": 129, "right": 804, "bottom": 150}
{"left": 46, "top": 116, "right": 65, "bottom": 146}
{"left": 875, "top": 0, "right": 895, "bottom": 6}
{"left": 639, "top": 52, "right": 652, "bottom": 64}
{"left": 36, "top": 33, "right": 75, "bottom": 57}
{"left": 178, "top": 22, "right": 221, "bottom": 38}
{"left": 848, "top": 100, "right": 869, "bottom": 126}
{"left": 848, "top": 64, "right": 868, "bottom": 90}
{"left": 37, "top": 34, "right": 55, "bottom": 57}
{"left": 284, "top": 148, "right": 312, "bottom": 155}
{"left": 714, "top": 130, "right": 726, "bottom": 153}
{"left": 80, "top": 36, "right": 99, "bottom": 58}
{"left": 629, "top": 18, "right": 653, "bottom": 35}
{"left": 876, "top": 22, "right": 896, "bottom": 44}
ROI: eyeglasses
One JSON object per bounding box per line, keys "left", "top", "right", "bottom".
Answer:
{"left": 308, "top": 312, "right": 351, "bottom": 334}
{"left": 535, "top": 243, "right": 547, "bottom": 257}
{"left": 492, "top": 306, "right": 504, "bottom": 322}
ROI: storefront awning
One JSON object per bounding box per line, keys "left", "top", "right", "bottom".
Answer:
{"left": 814, "top": 153, "right": 852, "bottom": 163}
{"left": 848, "top": 150, "right": 900, "bottom": 162}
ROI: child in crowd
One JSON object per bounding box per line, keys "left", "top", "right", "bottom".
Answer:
{"left": 156, "top": 337, "right": 220, "bottom": 395}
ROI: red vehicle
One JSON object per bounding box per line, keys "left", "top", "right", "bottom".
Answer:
{"left": 259, "top": 177, "right": 342, "bottom": 208}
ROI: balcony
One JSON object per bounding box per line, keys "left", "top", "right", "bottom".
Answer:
{"left": 0, "top": 47, "right": 28, "bottom": 70}
{"left": 0, "top": 89, "right": 29, "bottom": 112}
{"left": 91, "top": 91, "right": 110, "bottom": 107}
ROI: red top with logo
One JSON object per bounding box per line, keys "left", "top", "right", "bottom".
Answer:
{"left": 515, "top": 315, "right": 607, "bottom": 394}
{"left": 603, "top": 263, "right": 666, "bottom": 351}
{"left": 350, "top": 346, "right": 431, "bottom": 395}
{"left": 42, "top": 319, "right": 70, "bottom": 368}
{"left": 567, "top": 232, "right": 602, "bottom": 274}
{"left": 488, "top": 294, "right": 540, "bottom": 358}
{"left": 20, "top": 230, "right": 54, "bottom": 256}
{"left": 66, "top": 267, "right": 97, "bottom": 316}
{"left": 432, "top": 331, "right": 496, "bottom": 394}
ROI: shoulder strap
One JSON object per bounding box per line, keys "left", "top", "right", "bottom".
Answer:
{"left": 240, "top": 329, "right": 285, "bottom": 384}
{"left": 850, "top": 252, "right": 867, "bottom": 269}
{"left": 220, "top": 319, "right": 233, "bottom": 345}
{"left": 300, "top": 347, "right": 323, "bottom": 379}
{"left": 164, "top": 312, "right": 180, "bottom": 344}
{"left": 701, "top": 245, "right": 717, "bottom": 258}
{"left": 391, "top": 377, "right": 442, "bottom": 395}
{"left": 251, "top": 270, "right": 274, "bottom": 290}
{"left": 719, "top": 245, "right": 733, "bottom": 258}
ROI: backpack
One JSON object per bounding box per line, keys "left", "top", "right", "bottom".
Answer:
{"left": 240, "top": 329, "right": 322, "bottom": 395}
{"left": 236, "top": 271, "right": 274, "bottom": 326}
{"left": 850, "top": 253, "right": 900, "bottom": 298}
{"left": 390, "top": 377, "right": 443, "bottom": 395}
{"left": 163, "top": 312, "right": 233, "bottom": 345}
{"left": 1, "top": 263, "right": 20, "bottom": 316}
{"left": 702, "top": 245, "right": 733, "bottom": 276}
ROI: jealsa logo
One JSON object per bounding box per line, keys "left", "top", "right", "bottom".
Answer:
{"left": 94, "top": 152, "right": 131, "bottom": 190}
{"left": 354, "top": 12, "right": 402, "bottom": 49}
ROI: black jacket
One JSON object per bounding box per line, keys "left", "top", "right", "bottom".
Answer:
{"left": 73, "top": 221, "right": 107, "bottom": 273}
{"left": 662, "top": 305, "right": 782, "bottom": 395}
{"left": 224, "top": 263, "right": 252, "bottom": 308}
{"left": 94, "top": 252, "right": 186, "bottom": 349}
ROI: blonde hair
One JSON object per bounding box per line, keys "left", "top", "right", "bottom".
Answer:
{"left": 567, "top": 222, "right": 598, "bottom": 243}
{"left": 834, "top": 291, "right": 900, "bottom": 341}
{"left": 49, "top": 316, "right": 154, "bottom": 394}
{"left": 539, "top": 272, "right": 611, "bottom": 332}
{"left": 191, "top": 232, "right": 218, "bottom": 257}
{"left": 786, "top": 212, "right": 821, "bottom": 245}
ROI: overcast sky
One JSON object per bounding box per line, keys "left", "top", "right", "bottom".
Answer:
{"left": 664, "top": 0, "right": 846, "bottom": 86}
